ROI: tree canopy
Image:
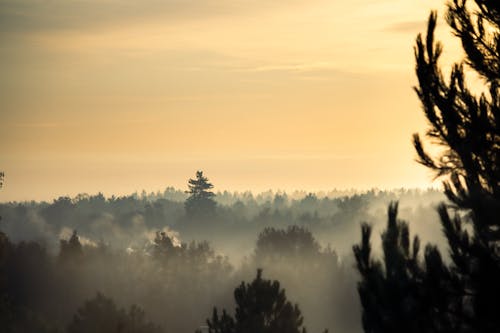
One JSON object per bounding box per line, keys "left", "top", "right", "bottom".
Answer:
{"left": 185, "top": 171, "right": 217, "bottom": 218}
{"left": 203, "top": 269, "right": 319, "bottom": 333}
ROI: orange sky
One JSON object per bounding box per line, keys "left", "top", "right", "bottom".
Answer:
{"left": 0, "top": 0, "right": 460, "bottom": 201}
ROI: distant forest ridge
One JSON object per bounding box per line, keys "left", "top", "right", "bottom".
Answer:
{"left": 0, "top": 185, "right": 446, "bottom": 260}
{"left": 0, "top": 186, "right": 443, "bottom": 205}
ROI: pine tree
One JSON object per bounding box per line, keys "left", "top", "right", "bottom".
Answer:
{"left": 59, "top": 230, "right": 83, "bottom": 263}
{"left": 152, "top": 231, "right": 175, "bottom": 258}
{"left": 203, "top": 269, "right": 319, "bottom": 333}
{"left": 413, "top": 1, "right": 500, "bottom": 330}
{"left": 185, "top": 171, "right": 217, "bottom": 218}
{"left": 353, "top": 203, "right": 455, "bottom": 333}
{"left": 354, "top": 1, "right": 500, "bottom": 332}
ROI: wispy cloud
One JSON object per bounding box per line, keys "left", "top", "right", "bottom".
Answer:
{"left": 384, "top": 20, "right": 428, "bottom": 33}
{"left": 238, "top": 62, "right": 340, "bottom": 73}
{"left": 0, "top": 0, "right": 317, "bottom": 33}
{"left": 245, "top": 153, "right": 378, "bottom": 161}
{"left": 11, "top": 122, "right": 59, "bottom": 128}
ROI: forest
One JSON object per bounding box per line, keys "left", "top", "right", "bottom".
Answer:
{"left": 1, "top": 0, "right": 499, "bottom": 332}
{"left": 0, "top": 180, "right": 444, "bottom": 333}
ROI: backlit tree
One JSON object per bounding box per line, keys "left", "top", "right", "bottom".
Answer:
{"left": 185, "top": 171, "right": 216, "bottom": 218}
{"left": 354, "top": 1, "right": 500, "bottom": 332}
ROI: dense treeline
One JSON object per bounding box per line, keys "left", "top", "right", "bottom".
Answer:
{"left": 0, "top": 188, "right": 444, "bottom": 259}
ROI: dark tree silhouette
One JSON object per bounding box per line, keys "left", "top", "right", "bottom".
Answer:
{"left": 59, "top": 230, "right": 83, "bottom": 263}
{"left": 0, "top": 171, "right": 3, "bottom": 223}
{"left": 203, "top": 269, "right": 321, "bottom": 333}
{"left": 185, "top": 171, "right": 216, "bottom": 218}
{"left": 67, "top": 293, "right": 163, "bottom": 333}
{"left": 0, "top": 233, "right": 60, "bottom": 333}
{"left": 353, "top": 203, "right": 455, "bottom": 333}
{"left": 355, "top": 1, "right": 500, "bottom": 332}
{"left": 413, "top": 2, "right": 500, "bottom": 330}
{"left": 152, "top": 231, "right": 175, "bottom": 258}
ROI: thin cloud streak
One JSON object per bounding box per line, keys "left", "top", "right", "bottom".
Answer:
{"left": 384, "top": 20, "right": 430, "bottom": 33}
{"left": 0, "top": 0, "right": 320, "bottom": 33}
{"left": 10, "top": 122, "right": 59, "bottom": 128}
{"left": 236, "top": 62, "right": 340, "bottom": 73}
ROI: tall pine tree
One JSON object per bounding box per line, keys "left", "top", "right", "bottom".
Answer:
{"left": 185, "top": 170, "right": 217, "bottom": 218}
{"left": 201, "top": 269, "right": 326, "bottom": 333}
{"left": 354, "top": 1, "right": 500, "bottom": 332}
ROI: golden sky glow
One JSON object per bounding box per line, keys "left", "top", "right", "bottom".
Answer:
{"left": 0, "top": 0, "right": 461, "bottom": 201}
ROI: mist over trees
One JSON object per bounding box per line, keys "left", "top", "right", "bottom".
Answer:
{"left": 0, "top": 186, "right": 445, "bottom": 258}
{"left": 0, "top": 179, "right": 445, "bottom": 333}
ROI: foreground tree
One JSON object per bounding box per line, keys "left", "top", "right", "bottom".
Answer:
{"left": 185, "top": 171, "right": 217, "bottom": 218}
{"left": 354, "top": 1, "right": 500, "bottom": 332}
{"left": 354, "top": 203, "right": 455, "bottom": 332}
{"left": 201, "top": 269, "right": 323, "bottom": 333}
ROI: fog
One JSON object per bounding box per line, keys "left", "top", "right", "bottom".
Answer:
{"left": 0, "top": 187, "right": 447, "bottom": 333}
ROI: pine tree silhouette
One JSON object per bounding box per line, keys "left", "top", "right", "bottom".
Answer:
{"left": 202, "top": 270, "right": 326, "bottom": 333}
{"left": 354, "top": 1, "right": 500, "bottom": 332}
{"left": 185, "top": 171, "right": 217, "bottom": 218}
{"left": 59, "top": 230, "right": 83, "bottom": 263}
{"left": 354, "top": 203, "right": 455, "bottom": 333}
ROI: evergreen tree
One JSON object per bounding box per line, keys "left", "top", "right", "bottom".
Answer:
{"left": 413, "top": 1, "right": 500, "bottom": 330}
{"left": 151, "top": 231, "right": 175, "bottom": 258}
{"left": 203, "top": 269, "right": 322, "bottom": 333}
{"left": 67, "top": 293, "right": 163, "bottom": 333}
{"left": 185, "top": 171, "right": 216, "bottom": 218}
{"left": 353, "top": 203, "right": 455, "bottom": 333}
{"left": 59, "top": 230, "right": 83, "bottom": 263}
{"left": 354, "top": 1, "right": 500, "bottom": 332}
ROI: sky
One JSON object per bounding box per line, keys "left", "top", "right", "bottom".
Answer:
{"left": 0, "top": 0, "right": 461, "bottom": 201}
